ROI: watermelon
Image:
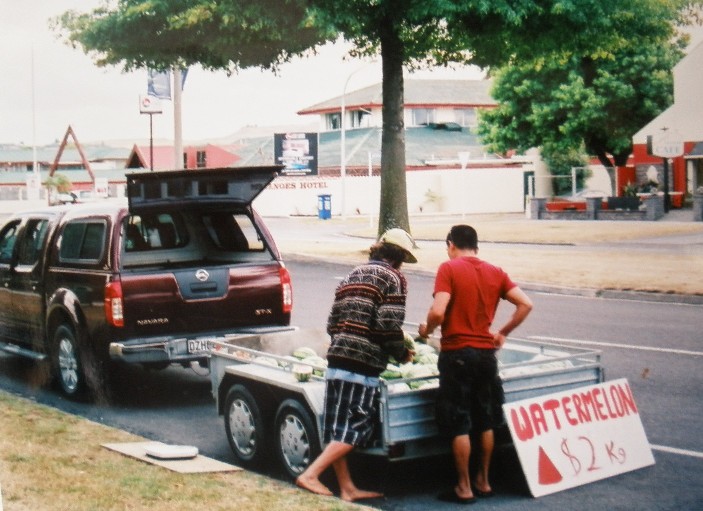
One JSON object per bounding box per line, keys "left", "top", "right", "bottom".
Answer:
{"left": 292, "top": 346, "right": 318, "bottom": 360}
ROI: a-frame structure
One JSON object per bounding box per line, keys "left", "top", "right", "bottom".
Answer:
{"left": 50, "top": 125, "right": 95, "bottom": 183}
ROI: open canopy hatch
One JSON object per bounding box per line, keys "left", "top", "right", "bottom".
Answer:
{"left": 126, "top": 166, "right": 283, "bottom": 214}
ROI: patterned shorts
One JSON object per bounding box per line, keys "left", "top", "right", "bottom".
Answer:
{"left": 435, "top": 347, "right": 505, "bottom": 437}
{"left": 322, "top": 378, "right": 380, "bottom": 447}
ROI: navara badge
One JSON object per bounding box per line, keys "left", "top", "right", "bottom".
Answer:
{"left": 195, "top": 269, "right": 210, "bottom": 282}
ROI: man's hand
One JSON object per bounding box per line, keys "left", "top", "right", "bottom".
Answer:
{"left": 403, "top": 349, "right": 415, "bottom": 364}
{"left": 492, "top": 332, "right": 507, "bottom": 349}
{"left": 418, "top": 322, "right": 431, "bottom": 339}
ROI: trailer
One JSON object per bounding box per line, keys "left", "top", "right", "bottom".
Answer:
{"left": 209, "top": 327, "right": 604, "bottom": 480}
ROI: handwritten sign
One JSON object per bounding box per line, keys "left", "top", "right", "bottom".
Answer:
{"left": 503, "top": 378, "right": 655, "bottom": 497}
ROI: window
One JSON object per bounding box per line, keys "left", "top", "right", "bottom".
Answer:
{"left": 412, "top": 108, "right": 435, "bottom": 126}
{"left": 351, "top": 110, "right": 370, "bottom": 128}
{"left": 202, "top": 213, "right": 264, "bottom": 252}
{"left": 0, "top": 222, "right": 19, "bottom": 264}
{"left": 59, "top": 220, "right": 107, "bottom": 262}
{"left": 196, "top": 151, "right": 207, "bottom": 168}
{"left": 17, "top": 219, "right": 49, "bottom": 266}
{"left": 326, "top": 113, "right": 341, "bottom": 130}
{"left": 454, "top": 108, "right": 477, "bottom": 127}
{"left": 123, "top": 213, "right": 188, "bottom": 252}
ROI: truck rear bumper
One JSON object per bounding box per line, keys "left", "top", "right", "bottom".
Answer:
{"left": 109, "top": 326, "right": 295, "bottom": 364}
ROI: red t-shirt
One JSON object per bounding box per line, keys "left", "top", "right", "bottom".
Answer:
{"left": 434, "top": 256, "right": 516, "bottom": 351}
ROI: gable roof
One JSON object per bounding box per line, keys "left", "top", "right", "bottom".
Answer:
{"left": 297, "top": 79, "right": 494, "bottom": 115}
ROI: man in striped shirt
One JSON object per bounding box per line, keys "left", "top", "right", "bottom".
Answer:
{"left": 296, "top": 228, "right": 416, "bottom": 502}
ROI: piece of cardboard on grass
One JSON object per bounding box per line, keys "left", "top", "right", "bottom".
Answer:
{"left": 103, "top": 441, "right": 241, "bottom": 474}
{"left": 503, "top": 378, "right": 655, "bottom": 497}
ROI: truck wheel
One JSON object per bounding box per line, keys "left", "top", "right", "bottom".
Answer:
{"left": 224, "top": 384, "right": 268, "bottom": 468}
{"left": 274, "top": 399, "right": 321, "bottom": 480}
{"left": 52, "top": 324, "right": 86, "bottom": 398}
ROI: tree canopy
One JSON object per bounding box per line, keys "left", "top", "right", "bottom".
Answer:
{"left": 478, "top": 36, "right": 686, "bottom": 194}
{"left": 56, "top": 0, "right": 693, "bottom": 232}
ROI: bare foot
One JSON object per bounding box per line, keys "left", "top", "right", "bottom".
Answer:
{"left": 341, "top": 488, "right": 384, "bottom": 502}
{"left": 295, "top": 475, "right": 333, "bottom": 496}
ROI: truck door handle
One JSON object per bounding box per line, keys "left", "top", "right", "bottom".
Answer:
{"left": 190, "top": 282, "right": 218, "bottom": 293}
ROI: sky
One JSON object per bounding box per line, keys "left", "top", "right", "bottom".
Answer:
{"left": 0, "top": 0, "right": 484, "bottom": 147}
{"left": 3, "top": 1, "right": 700, "bottom": 149}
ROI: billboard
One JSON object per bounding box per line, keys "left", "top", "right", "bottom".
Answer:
{"left": 274, "top": 132, "right": 318, "bottom": 176}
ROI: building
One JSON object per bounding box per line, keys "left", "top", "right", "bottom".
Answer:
{"left": 630, "top": 39, "right": 703, "bottom": 207}
{"left": 298, "top": 78, "right": 494, "bottom": 134}
{"left": 126, "top": 143, "right": 242, "bottom": 170}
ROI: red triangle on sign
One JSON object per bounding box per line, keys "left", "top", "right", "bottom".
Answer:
{"left": 538, "top": 446, "right": 563, "bottom": 485}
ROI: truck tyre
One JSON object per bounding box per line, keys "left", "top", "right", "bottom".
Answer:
{"left": 274, "top": 399, "right": 321, "bottom": 480}
{"left": 224, "top": 384, "right": 268, "bottom": 468}
{"left": 52, "top": 324, "right": 86, "bottom": 398}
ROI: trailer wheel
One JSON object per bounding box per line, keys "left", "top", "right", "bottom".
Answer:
{"left": 224, "top": 384, "right": 268, "bottom": 467}
{"left": 51, "top": 324, "right": 86, "bottom": 398}
{"left": 274, "top": 399, "right": 321, "bottom": 480}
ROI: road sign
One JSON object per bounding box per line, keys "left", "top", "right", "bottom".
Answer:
{"left": 504, "top": 378, "right": 655, "bottom": 497}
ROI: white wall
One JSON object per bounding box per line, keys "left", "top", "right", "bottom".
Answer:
{"left": 253, "top": 165, "right": 528, "bottom": 217}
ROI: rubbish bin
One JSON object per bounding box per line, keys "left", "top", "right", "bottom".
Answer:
{"left": 317, "top": 194, "right": 331, "bottom": 220}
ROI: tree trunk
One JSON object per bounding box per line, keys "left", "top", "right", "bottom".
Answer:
{"left": 378, "top": 24, "right": 410, "bottom": 238}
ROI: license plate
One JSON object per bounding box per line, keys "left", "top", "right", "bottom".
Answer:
{"left": 187, "top": 339, "right": 212, "bottom": 354}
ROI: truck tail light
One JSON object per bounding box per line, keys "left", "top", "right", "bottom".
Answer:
{"left": 105, "top": 281, "right": 124, "bottom": 327}
{"left": 280, "top": 266, "right": 293, "bottom": 314}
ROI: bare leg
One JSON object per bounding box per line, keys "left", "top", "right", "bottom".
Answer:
{"left": 472, "top": 429, "right": 494, "bottom": 494}
{"left": 296, "top": 441, "right": 353, "bottom": 497}
{"left": 333, "top": 457, "right": 383, "bottom": 502}
{"left": 451, "top": 434, "right": 474, "bottom": 499}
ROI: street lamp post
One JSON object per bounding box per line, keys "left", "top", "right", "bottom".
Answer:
{"left": 340, "top": 61, "right": 376, "bottom": 219}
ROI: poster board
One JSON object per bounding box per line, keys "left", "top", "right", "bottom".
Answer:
{"left": 274, "top": 132, "right": 318, "bottom": 176}
{"left": 503, "top": 378, "right": 655, "bottom": 497}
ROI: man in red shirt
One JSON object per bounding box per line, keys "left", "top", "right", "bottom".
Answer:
{"left": 419, "top": 224, "right": 533, "bottom": 504}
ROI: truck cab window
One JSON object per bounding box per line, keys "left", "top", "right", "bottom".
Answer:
{"left": 0, "top": 222, "right": 19, "bottom": 264}
{"left": 17, "top": 219, "right": 49, "bottom": 266}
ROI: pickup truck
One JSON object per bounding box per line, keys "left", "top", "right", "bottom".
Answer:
{"left": 208, "top": 327, "right": 604, "bottom": 480}
{"left": 0, "top": 166, "right": 293, "bottom": 400}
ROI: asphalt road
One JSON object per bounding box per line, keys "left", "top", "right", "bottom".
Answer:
{"left": 1, "top": 259, "right": 701, "bottom": 510}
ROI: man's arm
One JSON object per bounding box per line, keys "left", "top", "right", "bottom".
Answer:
{"left": 492, "top": 286, "right": 533, "bottom": 348}
{"left": 418, "top": 291, "right": 451, "bottom": 339}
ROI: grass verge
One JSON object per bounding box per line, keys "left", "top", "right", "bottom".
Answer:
{"left": 0, "top": 392, "right": 367, "bottom": 511}
{"left": 276, "top": 216, "right": 703, "bottom": 295}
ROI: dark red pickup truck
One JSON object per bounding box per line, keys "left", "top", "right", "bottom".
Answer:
{"left": 0, "top": 166, "right": 293, "bottom": 399}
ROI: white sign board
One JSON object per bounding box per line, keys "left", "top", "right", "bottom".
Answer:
{"left": 139, "top": 95, "right": 162, "bottom": 114}
{"left": 94, "top": 177, "right": 109, "bottom": 198}
{"left": 504, "top": 378, "right": 655, "bottom": 497}
{"left": 652, "top": 141, "right": 684, "bottom": 158}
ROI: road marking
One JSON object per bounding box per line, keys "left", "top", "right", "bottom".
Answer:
{"left": 528, "top": 336, "right": 703, "bottom": 357}
{"left": 651, "top": 444, "right": 703, "bottom": 459}
{"left": 528, "top": 336, "right": 703, "bottom": 460}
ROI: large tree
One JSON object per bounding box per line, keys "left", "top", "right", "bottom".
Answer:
{"left": 478, "top": 34, "right": 687, "bottom": 195}
{"left": 57, "top": 0, "right": 685, "bottom": 234}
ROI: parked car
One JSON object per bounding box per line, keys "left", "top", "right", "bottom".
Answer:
{"left": 0, "top": 166, "right": 292, "bottom": 400}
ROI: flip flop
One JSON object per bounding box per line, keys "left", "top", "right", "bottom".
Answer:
{"left": 436, "top": 490, "right": 477, "bottom": 505}
{"left": 472, "top": 487, "right": 495, "bottom": 498}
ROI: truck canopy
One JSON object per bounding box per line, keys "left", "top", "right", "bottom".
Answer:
{"left": 126, "top": 166, "right": 284, "bottom": 214}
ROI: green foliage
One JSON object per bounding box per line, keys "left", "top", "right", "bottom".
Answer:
{"left": 44, "top": 173, "right": 72, "bottom": 193}
{"left": 54, "top": 0, "right": 334, "bottom": 72}
{"left": 54, "top": 0, "right": 693, "bottom": 235}
{"left": 478, "top": 25, "right": 685, "bottom": 174}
